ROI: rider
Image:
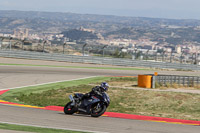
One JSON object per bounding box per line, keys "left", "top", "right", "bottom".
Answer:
{"left": 80, "top": 82, "right": 109, "bottom": 100}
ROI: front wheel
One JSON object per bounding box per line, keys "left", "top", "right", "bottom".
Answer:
{"left": 64, "top": 102, "right": 77, "bottom": 115}
{"left": 91, "top": 103, "right": 107, "bottom": 117}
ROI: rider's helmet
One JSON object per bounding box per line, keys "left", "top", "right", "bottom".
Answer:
{"left": 100, "top": 82, "right": 109, "bottom": 92}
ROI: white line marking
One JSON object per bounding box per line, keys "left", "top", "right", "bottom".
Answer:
{"left": 0, "top": 76, "right": 100, "bottom": 91}
{"left": 0, "top": 121, "right": 109, "bottom": 133}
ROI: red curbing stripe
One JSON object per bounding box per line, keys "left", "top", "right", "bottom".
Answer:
{"left": 44, "top": 106, "right": 64, "bottom": 111}
{"left": 0, "top": 101, "right": 21, "bottom": 105}
{"left": 103, "top": 112, "right": 200, "bottom": 125}
{"left": 0, "top": 89, "right": 10, "bottom": 95}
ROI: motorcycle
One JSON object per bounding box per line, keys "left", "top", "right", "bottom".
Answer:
{"left": 64, "top": 92, "right": 110, "bottom": 117}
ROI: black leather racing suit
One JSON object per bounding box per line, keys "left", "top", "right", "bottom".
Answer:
{"left": 81, "top": 86, "right": 103, "bottom": 100}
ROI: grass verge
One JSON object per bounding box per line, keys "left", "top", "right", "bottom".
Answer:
{"left": 0, "top": 76, "right": 112, "bottom": 103}
{"left": 0, "top": 63, "right": 148, "bottom": 71}
{"left": 15, "top": 77, "right": 137, "bottom": 107}
{"left": 0, "top": 123, "right": 87, "bottom": 133}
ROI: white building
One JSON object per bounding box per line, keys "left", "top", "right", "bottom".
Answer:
{"left": 175, "top": 46, "right": 182, "bottom": 54}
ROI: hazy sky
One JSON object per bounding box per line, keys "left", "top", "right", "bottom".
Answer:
{"left": 0, "top": 0, "right": 199, "bottom": 19}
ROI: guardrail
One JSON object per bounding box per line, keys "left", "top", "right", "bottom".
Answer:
{"left": 0, "top": 50, "right": 200, "bottom": 70}
{"left": 153, "top": 75, "right": 200, "bottom": 88}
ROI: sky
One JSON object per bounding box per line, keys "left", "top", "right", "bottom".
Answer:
{"left": 0, "top": 0, "right": 200, "bottom": 19}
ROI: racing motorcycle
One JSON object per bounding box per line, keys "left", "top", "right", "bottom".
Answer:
{"left": 64, "top": 92, "right": 110, "bottom": 117}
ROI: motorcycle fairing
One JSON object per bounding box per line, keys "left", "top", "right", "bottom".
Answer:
{"left": 83, "top": 96, "right": 100, "bottom": 107}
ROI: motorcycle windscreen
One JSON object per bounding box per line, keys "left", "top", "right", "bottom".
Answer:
{"left": 102, "top": 92, "right": 110, "bottom": 103}
{"left": 74, "top": 93, "right": 84, "bottom": 98}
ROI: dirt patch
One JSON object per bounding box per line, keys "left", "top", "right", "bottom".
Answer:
{"left": 108, "top": 81, "right": 137, "bottom": 87}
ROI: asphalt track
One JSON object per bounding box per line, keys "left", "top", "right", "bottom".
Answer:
{"left": 0, "top": 65, "right": 136, "bottom": 90}
{"left": 0, "top": 59, "right": 200, "bottom": 133}
{"left": 1, "top": 64, "right": 200, "bottom": 90}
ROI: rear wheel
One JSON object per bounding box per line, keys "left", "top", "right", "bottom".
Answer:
{"left": 91, "top": 103, "right": 107, "bottom": 117}
{"left": 64, "top": 102, "right": 77, "bottom": 114}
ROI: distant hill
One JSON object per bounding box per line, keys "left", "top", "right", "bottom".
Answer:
{"left": 1, "top": 10, "right": 200, "bottom": 34}
{"left": 1, "top": 10, "right": 200, "bottom": 26}
{"left": 1, "top": 10, "right": 200, "bottom": 45}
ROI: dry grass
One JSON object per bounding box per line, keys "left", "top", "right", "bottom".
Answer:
{"left": 108, "top": 81, "right": 137, "bottom": 88}
{"left": 155, "top": 82, "right": 200, "bottom": 90}
{"left": 194, "top": 84, "right": 200, "bottom": 89}
{"left": 107, "top": 88, "right": 200, "bottom": 121}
